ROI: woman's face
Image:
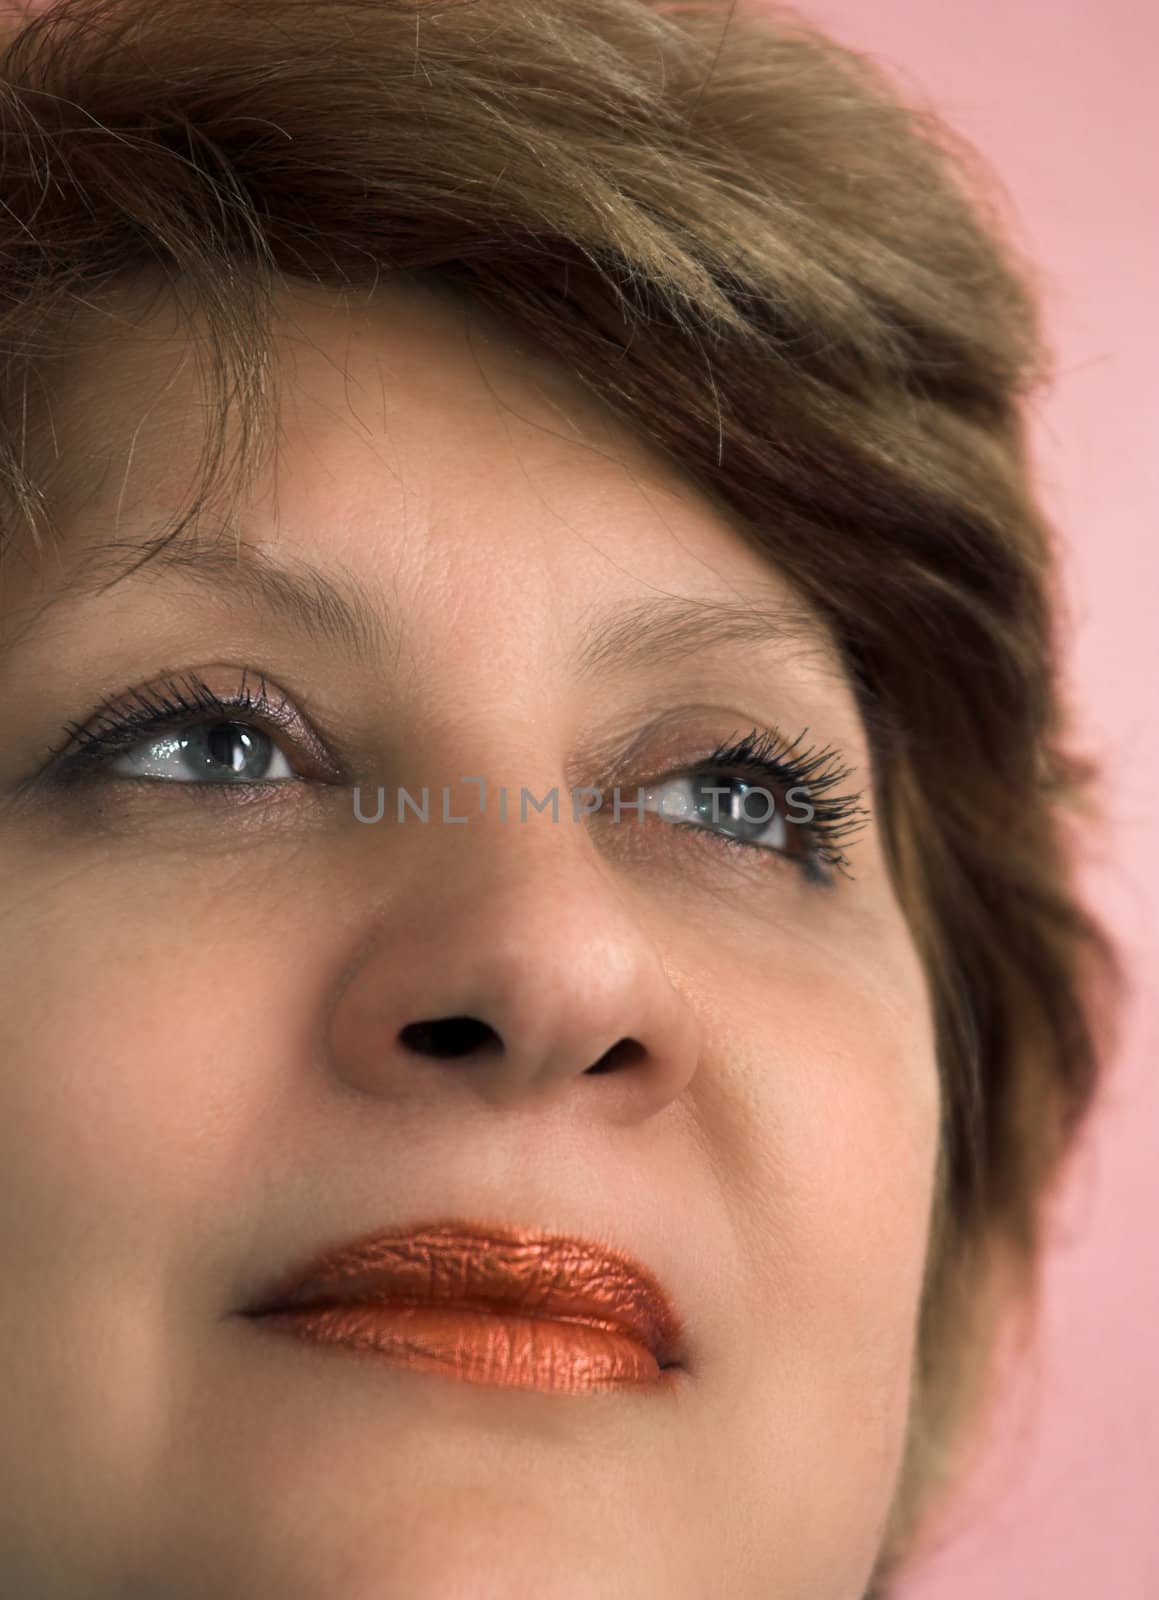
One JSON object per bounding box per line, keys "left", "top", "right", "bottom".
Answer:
{"left": 0, "top": 278, "right": 940, "bottom": 1599}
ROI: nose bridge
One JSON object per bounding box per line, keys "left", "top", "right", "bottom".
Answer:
{"left": 436, "top": 818, "right": 647, "bottom": 1054}
{"left": 327, "top": 794, "right": 700, "bottom": 1118}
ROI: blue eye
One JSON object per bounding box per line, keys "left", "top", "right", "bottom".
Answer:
{"left": 638, "top": 726, "right": 869, "bottom": 885}
{"left": 45, "top": 676, "right": 868, "bottom": 886}
{"left": 109, "top": 720, "right": 297, "bottom": 783}
{"left": 644, "top": 774, "right": 790, "bottom": 852}
{"left": 45, "top": 667, "right": 318, "bottom": 788}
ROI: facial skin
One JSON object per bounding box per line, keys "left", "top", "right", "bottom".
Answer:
{"left": 0, "top": 274, "right": 940, "bottom": 1599}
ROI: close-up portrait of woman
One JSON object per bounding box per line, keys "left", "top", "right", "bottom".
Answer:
{"left": 1, "top": 0, "right": 1153, "bottom": 1596}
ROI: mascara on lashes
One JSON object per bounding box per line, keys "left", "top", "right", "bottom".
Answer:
{"left": 39, "top": 670, "right": 870, "bottom": 880}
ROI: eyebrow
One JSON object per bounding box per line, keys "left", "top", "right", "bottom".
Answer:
{"left": 7, "top": 529, "right": 392, "bottom": 666}
{"left": 574, "top": 592, "right": 832, "bottom": 679}
{"left": 5, "top": 526, "right": 834, "bottom": 676}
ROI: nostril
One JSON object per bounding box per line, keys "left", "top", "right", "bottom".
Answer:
{"left": 398, "top": 1016, "right": 501, "bottom": 1060}
{"left": 585, "top": 1038, "right": 645, "bottom": 1075}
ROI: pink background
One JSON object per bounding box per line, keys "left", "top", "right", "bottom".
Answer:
{"left": 784, "top": 1, "right": 1158, "bottom": 1594}
{"left": 5, "top": 0, "right": 1155, "bottom": 1593}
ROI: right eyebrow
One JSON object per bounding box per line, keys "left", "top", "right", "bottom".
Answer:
{"left": 1, "top": 527, "right": 394, "bottom": 668}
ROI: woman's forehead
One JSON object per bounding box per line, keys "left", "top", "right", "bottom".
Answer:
{"left": 7, "top": 272, "right": 848, "bottom": 686}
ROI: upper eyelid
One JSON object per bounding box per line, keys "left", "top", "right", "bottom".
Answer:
{"left": 643, "top": 740, "right": 865, "bottom": 811}
{"left": 49, "top": 672, "right": 334, "bottom": 776}
{"left": 70, "top": 678, "right": 296, "bottom": 745}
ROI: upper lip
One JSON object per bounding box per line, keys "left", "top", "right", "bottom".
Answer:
{"left": 243, "top": 1218, "right": 685, "bottom": 1369}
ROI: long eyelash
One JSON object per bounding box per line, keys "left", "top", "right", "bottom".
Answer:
{"left": 50, "top": 668, "right": 282, "bottom": 768}
{"left": 688, "top": 725, "right": 870, "bottom": 880}
{"left": 46, "top": 691, "right": 868, "bottom": 880}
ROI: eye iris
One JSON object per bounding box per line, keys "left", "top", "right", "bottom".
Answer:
{"left": 692, "top": 775, "right": 776, "bottom": 842}
{"left": 184, "top": 721, "right": 269, "bottom": 779}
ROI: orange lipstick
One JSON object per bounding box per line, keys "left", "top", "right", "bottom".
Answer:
{"left": 243, "top": 1220, "right": 684, "bottom": 1394}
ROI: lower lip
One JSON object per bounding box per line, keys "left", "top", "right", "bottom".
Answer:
{"left": 249, "top": 1302, "right": 675, "bottom": 1393}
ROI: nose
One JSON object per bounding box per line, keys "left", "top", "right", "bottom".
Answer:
{"left": 326, "top": 810, "right": 702, "bottom": 1124}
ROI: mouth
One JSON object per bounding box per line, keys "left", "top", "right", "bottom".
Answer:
{"left": 241, "top": 1219, "right": 686, "bottom": 1395}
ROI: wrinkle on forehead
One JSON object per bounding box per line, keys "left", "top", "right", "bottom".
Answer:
{"left": 3, "top": 267, "right": 849, "bottom": 704}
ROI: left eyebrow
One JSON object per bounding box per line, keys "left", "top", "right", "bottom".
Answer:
{"left": 572, "top": 592, "right": 838, "bottom": 680}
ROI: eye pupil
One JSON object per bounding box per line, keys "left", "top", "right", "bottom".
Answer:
{"left": 197, "top": 721, "right": 266, "bottom": 778}
{"left": 693, "top": 776, "right": 775, "bottom": 842}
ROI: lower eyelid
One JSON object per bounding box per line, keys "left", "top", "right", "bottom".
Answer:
{"left": 660, "top": 815, "right": 822, "bottom": 886}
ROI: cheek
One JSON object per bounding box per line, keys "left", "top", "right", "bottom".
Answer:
{"left": 683, "top": 915, "right": 941, "bottom": 1578}
{"left": 0, "top": 852, "right": 293, "bottom": 1577}
{"left": 746, "top": 949, "right": 938, "bottom": 1355}
{"left": 0, "top": 853, "right": 306, "bottom": 1284}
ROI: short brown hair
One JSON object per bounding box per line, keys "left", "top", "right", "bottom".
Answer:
{"left": 0, "top": 0, "right": 1120, "bottom": 1586}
